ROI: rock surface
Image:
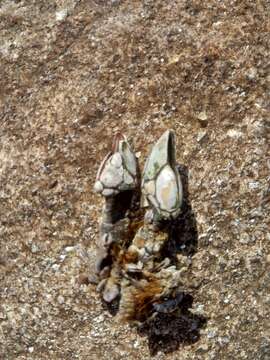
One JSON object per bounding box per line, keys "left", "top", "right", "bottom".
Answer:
{"left": 0, "top": 1, "right": 269, "bottom": 359}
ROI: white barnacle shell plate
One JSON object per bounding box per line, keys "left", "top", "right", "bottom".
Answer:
{"left": 156, "top": 165, "right": 179, "bottom": 211}
{"left": 94, "top": 133, "right": 138, "bottom": 197}
{"left": 142, "top": 130, "right": 183, "bottom": 218}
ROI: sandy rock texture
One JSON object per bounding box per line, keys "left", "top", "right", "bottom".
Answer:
{"left": 0, "top": 0, "right": 269, "bottom": 359}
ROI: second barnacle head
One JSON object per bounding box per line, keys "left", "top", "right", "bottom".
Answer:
{"left": 94, "top": 133, "right": 138, "bottom": 197}
{"left": 141, "top": 130, "right": 183, "bottom": 221}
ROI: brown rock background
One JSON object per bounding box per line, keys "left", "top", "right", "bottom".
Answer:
{"left": 0, "top": 0, "right": 269, "bottom": 359}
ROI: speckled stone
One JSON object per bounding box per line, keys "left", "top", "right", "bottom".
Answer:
{"left": 1, "top": 1, "right": 268, "bottom": 359}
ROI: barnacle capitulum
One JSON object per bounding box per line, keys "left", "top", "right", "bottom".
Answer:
{"left": 142, "top": 130, "right": 183, "bottom": 220}
{"left": 94, "top": 133, "right": 138, "bottom": 197}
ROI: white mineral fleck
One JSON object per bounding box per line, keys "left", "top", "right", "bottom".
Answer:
{"left": 64, "top": 246, "right": 75, "bottom": 253}
{"left": 197, "top": 111, "right": 208, "bottom": 121}
{"left": 55, "top": 9, "right": 68, "bottom": 21}
{"left": 57, "top": 295, "right": 65, "bottom": 304}
{"left": 227, "top": 129, "right": 243, "bottom": 138}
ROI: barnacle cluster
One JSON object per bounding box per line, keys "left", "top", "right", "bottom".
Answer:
{"left": 93, "top": 130, "right": 186, "bottom": 323}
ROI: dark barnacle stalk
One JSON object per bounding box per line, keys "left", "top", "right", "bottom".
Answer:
{"left": 93, "top": 133, "right": 139, "bottom": 301}
{"left": 102, "top": 195, "right": 116, "bottom": 224}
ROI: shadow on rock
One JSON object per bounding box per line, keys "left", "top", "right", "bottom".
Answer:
{"left": 138, "top": 294, "right": 207, "bottom": 356}
{"left": 163, "top": 164, "right": 198, "bottom": 260}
